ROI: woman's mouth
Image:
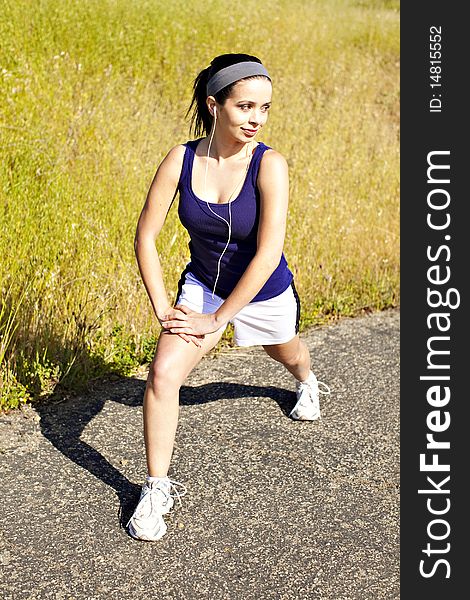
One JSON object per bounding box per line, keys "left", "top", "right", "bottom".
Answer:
{"left": 242, "top": 128, "right": 258, "bottom": 137}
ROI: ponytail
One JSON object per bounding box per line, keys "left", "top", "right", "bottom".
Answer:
{"left": 185, "top": 66, "right": 213, "bottom": 138}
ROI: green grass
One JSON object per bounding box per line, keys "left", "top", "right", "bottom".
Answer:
{"left": 0, "top": 0, "right": 399, "bottom": 410}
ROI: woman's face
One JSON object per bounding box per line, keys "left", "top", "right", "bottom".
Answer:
{"left": 213, "top": 77, "right": 272, "bottom": 143}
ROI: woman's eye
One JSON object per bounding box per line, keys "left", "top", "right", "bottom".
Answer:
{"left": 239, "top": 105, "right": 270, "bottom": 111}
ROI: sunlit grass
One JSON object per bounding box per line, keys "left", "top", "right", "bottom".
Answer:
{"left": 0, "top": 0, "right": 399, "bottom": 409}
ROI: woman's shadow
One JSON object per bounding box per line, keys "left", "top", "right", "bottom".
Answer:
{"left": 34, "top": 375, "right": 295, "bottom": 530}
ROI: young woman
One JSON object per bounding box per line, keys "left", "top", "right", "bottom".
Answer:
{"left": 127, "top": 53, "right": 330, "bottom": 541}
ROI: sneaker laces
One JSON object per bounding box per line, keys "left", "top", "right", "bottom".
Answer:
{"left": 167, "top": 478, "right": 188, "bottom": 508}
{"left": 126, "top": 478, "right": 187, "bottom": 528}
{"left": 296, "top": 378, "right": 331, "bottom": 409}
{"left": 297, "top": 380, "right": 331, "bottom": 395}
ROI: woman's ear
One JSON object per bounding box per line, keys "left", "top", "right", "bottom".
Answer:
{"left": 207, "top": 96, "right": 217, "bottom": 116}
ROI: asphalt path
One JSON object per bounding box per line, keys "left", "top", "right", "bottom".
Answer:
{"left": 0, "top": 308, "right": 399, "bottom": 600}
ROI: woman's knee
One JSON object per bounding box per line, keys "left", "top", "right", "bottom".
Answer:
{"left": 146, "top": 335, "right": 198, "bottom": 392}
{"left": 147, "top": 358, "right": 183, "bottom": 394}
{"left": 146, "top": 326, "right": 225, "bottom": 394}
{"left": 280, "top": 346, "right": 304, "bottom": 369}
{"left": 263, "top": 336, "right": 305, "bottom": 367}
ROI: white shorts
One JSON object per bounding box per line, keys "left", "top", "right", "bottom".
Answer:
{"left": 175, "top": 270, "right": 300, "bottom": 347}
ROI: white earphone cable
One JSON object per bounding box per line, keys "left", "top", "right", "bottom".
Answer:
{"left": 203, "top": 108, "right": 251, "bottom": 300}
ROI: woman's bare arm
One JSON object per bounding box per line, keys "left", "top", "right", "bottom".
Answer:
{"left": 135, "top": 144, "right": 203, "bottom": 347}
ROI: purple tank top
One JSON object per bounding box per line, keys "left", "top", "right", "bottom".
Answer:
{"left": 177, "top": 138, "right": 293, "bottom": 301}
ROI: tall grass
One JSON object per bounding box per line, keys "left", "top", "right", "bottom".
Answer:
{"left": 0, "top": 0, "right": 399, "bottom": 409}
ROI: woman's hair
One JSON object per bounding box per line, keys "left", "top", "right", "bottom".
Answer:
{"left": 185, "top": 53, "right": 269, "bottom": 137}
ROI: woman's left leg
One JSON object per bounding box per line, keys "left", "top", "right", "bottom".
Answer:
{"left": 263, "top": 334, "right": 327, "bottom": 420}
{"left": 262, "top": 334, "right": 311, "bottom": 381}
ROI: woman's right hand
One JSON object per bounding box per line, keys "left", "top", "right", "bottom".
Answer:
{"left": 157, "top": 307, "right": 205, "bottom": 348}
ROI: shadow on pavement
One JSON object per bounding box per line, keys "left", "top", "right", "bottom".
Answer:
{"left": 33, "top": 377, "right": 295, "bottom": 530}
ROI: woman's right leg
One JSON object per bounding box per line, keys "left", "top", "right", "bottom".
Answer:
{"left": 143, "top": 326, "right": 226, "bottom": 478}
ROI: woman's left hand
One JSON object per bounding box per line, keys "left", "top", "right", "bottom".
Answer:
{"left": 160, "top": 304, "right": 221, "bottom": 336}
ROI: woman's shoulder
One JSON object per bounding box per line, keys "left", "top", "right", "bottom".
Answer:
{"left": 159, "top": 142, "right": 191, "bottom": 172}
{"left": 165, "top": 142, "right": 188, "bottom": 161}
{"left": 163, "top": 139, "right": 202, "bottom": 164}
{"left": 258, "top": 145, "right": 288, "bottom": 173}
{"left": 152, "top": 143, "right": 190, "bottom": 187}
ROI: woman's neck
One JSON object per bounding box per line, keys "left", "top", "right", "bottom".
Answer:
{"left": 201, "top": 132, "right": 254, "bottom": 162}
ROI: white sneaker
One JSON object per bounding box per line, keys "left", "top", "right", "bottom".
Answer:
{"left": 290, "top": 371, "right": 331, "bottom": 421}
{"left": 126, "top": 477, "right": 187, "bottom": 541}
